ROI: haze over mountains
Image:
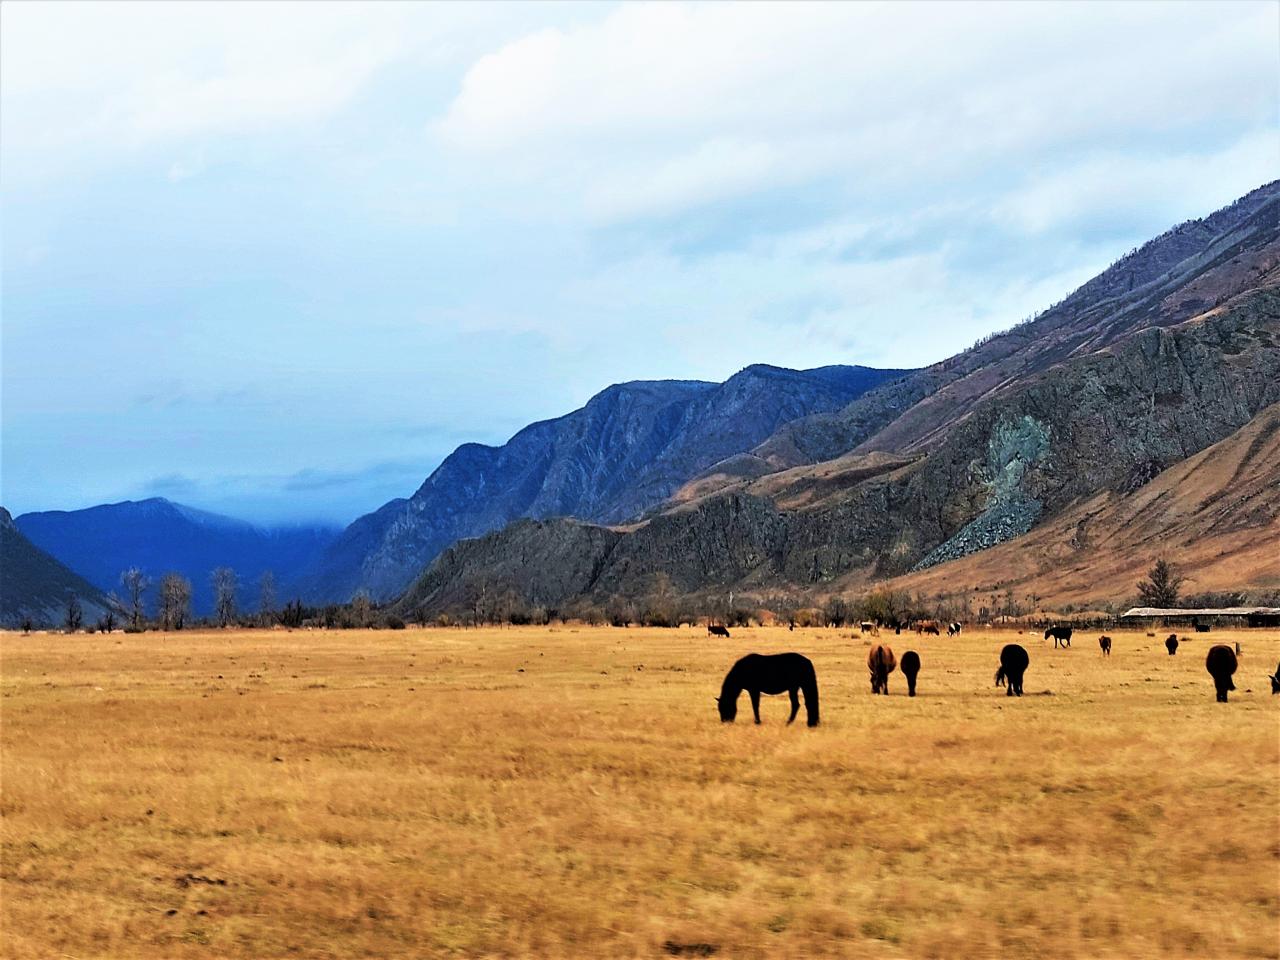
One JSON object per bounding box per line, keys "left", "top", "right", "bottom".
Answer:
{"left": 5, "top": 183, "right": 1277, "bottom": 626}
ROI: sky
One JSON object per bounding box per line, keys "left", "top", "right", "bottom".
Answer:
{"left": 2, "top": 1, "right": 1277, "bottom": 527}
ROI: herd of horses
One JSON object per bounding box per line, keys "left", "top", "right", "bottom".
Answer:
{"left": 716, "top": 626, "right": 1276, "bottom": 725}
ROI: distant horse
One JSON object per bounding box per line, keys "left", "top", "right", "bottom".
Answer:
{"left": 1194, "top": 623, "right": 1211, "bottom": 633}
{"left": 1098, "top": 635, "right": 1112, "bottom": 656}
{"left": 717, "top": 653, "right": 819, "bottom": 726}
{"left": 1165, "top": 634, "right": 1179, "bottom": 656}
{"left": 947, "top": 621, "right": 962, "bottom": 636}
{"left": 1269, "top": 662, "right": 1280, "bottom": 695}
{"left": 995, "top": 644, "right": 1029, "bottom": 697}
{"left": 1204, "top": 645, "right": 1238, "bottom": 703}
{"left": 868, "top": 644, "right": 897, "bottom": 694}
{"left": 1045, "top": 625, "right": 1072, "bottom": 648}
{"left": 900, "top": 650, "right": 921, "bottom": 697}
{"left": 859, "top": 620, "right": 879, "bottom": 636}
{"left": 707, "top": 624, "right": 731, "bottom": 638}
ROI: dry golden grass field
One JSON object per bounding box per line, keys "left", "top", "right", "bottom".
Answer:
{"left": 3, "top": 625, "right": 1278, "bottom": 959}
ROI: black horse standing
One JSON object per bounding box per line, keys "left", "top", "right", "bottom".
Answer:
{"left": 900, "top": 650, "right": 921, "bottom": 697}
{"left": 1044, "top": 625, "right": 1072, "bottom": 648}
{"left": 1204, "top": 645, "right": 1238, "bottom": 703}
{"left": 995, "top": 644, "right": 1029, "bottom": 696}
{"left": 1165, "top": 634, "right": 1179, "bottom": 656}
{"left": 717, "top": 653, "right": 819, "bottom": 727}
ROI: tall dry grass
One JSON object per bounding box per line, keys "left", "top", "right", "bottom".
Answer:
{"left": 2, "top": 625, "right": 1277, "bottom": 959}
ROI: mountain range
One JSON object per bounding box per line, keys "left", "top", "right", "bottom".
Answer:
{"left": 5, "top": 182, "right": 1277, "bottom": 625}
{"left": 392, "top": 180, "right": 1280, "bottom": 617}
{"left": 15, "top": 499, "right": 338, "bottom": 617}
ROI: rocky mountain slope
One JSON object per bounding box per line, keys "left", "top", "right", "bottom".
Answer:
{"left": 1, "top": 507, "right": 111, "bottom": 628}
{"left": 294, "top": 364, "right": 907, "bottom": 603}
{"left": 17, "top": 499, "right": 337, "bottom": 616}
{"left": 395, "top": 182, "right": 1280, "bottom": 616}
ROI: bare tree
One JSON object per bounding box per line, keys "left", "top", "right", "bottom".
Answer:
{"left": 158, "top": 573, "right": 192, "bottom": 630}
{"left": 258, "top": 571, "right": 277, "bottom": 625}
{"left": 64, "top": 594, "right": 83, "bottom": 632}
{"left": 120, "top": 568, "right": 150, "bottom": 628}
{"left": 212, "top": 567, "right": 238, "bottom": 627}
{"left": 351, "top": 590, "right": 373, "bottom": 628}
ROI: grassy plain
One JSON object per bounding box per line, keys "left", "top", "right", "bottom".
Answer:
{"left": 2, "top": 625, "right": 1278, "bottom": 959}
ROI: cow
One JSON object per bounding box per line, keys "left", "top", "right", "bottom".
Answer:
{"left": 1204, "top": 645, "right": 1238, "bottom": 703}
{"left": 994, "top": 644, "right": 1029, "bottom": 697}
{"left": 868, "top": 644, "right": 897, "bottom": 695}
{"left": 859, "top": 620, "right": 880, "bottom": 637}
{"left": 1044, "top": 625, "right": 1072, "bottom": 648}
{"left": 1269, "top": 662, "right": 1280, "bottom": 695}
{"left": 707, "top": 624, "right": 731, "bottom": 638}
{"left": 1194, "top": 623, "right": 1211, "bottom": 633}
{"left": 916, "top": 620, "right": 941, "bottom": 636}
{"left": 1165, "top": 634, "right": 1178, "bottom": 656}
{"left": 1098, "top": 635, "right": 1112, "bottom": 656}
{"left": 947, "top": 621, "right": 962, "bottom": 636}
{"left": 900, "top": 650, "right": 921, "bottom": 697}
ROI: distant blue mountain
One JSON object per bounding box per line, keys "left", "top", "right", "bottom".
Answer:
{"left": 16, "top": 498, "right": 338, "bottom": 617}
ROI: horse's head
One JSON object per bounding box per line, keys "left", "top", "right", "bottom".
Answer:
{"left": 716, "top": 695, "right": 736, "bottom": 723}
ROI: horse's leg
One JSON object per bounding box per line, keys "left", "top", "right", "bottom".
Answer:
{"left": 750, "top": 689, "right": 762, "bottom": 724}
{"left": 787, "top": 688, "right": 800, "bottom": 724}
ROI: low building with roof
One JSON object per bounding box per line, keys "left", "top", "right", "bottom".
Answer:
{"left": 1121, "top": 607, "right": 1280, "bottom": 629}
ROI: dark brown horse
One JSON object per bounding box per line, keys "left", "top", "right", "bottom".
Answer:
{"left": 1165, "top": 634, "right": 1178, "bottom": 655}
{"left": 868, "top": 644, "right": 897, "bottom": 694}
{"left": 1044, "top": 625, "right": 1072, "bottom": 648}
{"left": 1204, "top": 645, "right": 1238, "bottom": 703}
{"left": 995, "top": 644, "right": 1029, "bottom": 697}
{"left": 717, "top": 653, "right": 819, "bottom": 726}
{"left": 707, "top": 624, "right": 731, "bottom": 638}
{"left": 900, "top": 650, "right": 921, "bottom": 697}
{"left": 1098, "top": 635, "right": 1112, "bottom": 656}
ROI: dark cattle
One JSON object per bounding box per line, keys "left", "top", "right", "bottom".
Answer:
{"left": 900, "top": 650, "right": 921, "bottom": 697}
{"left": 868, "top": 644, "right": 897, "bottom": 695}
{"left": 717, "top": 653, "right": 819, "bottom": 726}
{"left": 707, "top": 624, "right": 731, "bottom": 638}
{"left": 1165, "top": 634, "right": 1178, "bottom": 655}
{"left": 859, "top": 621, "right": 879, "bottom": 636}
{"left": 1269, "top": 662, "right": 1280, "bottom": 695}
{"left": 1098, "top": 635, "right": 1112, "bottom": 656}
{"left": 947, "top": 621, "right": 962, "bottom": 636}
{"left": 994, "top": 643, "right": 1029, "bottom": 697}
{"left": 915, "top": 620, "right": 941, "bottom": 636}
{"left": 1204, "top": 645, "right": 1238, "bottom": 703}
{"left": 1194, "top": 623, "right": 1211, "bottom": 633}
{"left": 1044, "top": 625, "right": 1073, "bottom": 648}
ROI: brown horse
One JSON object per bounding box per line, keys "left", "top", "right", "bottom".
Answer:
{"left": 1098, "top": 635, "right": 1112, "bottom": 656}
{"left": 707, "top": 624, "right": 731, "bottom": 638}
{"left": 868, "top": 644, "right": 897, "bottom": 694}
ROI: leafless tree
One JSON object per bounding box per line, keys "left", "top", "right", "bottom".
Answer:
{"left": 158, "top": 573, "right": 192, "bottom": 630}
{"left": 64, "top": 594, "right": 83, "bottom": 632}
{"left": 120, "top": 568, "right": 150, "bottom": 628}
{"left": 212, "top": 567, "right": 238, "bottom": 627}
{"left": 258, "top": 571, "right": 277, "bottom": 624}
{"left": 351, "top": 590, "right": 373, "bottom": 628}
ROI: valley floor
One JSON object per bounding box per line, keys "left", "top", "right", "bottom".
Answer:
{"left": 2, "top": 626, "right": 1278, "bottom": 959}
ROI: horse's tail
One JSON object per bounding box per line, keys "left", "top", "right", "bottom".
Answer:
{"left": 994, "top": 666, "right": 1006, "bottom": 687}
{"left": 802, "top": 662, "right": 820, "bottom": 727}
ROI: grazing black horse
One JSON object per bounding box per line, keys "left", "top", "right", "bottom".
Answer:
{"left": 1165, "top": 634, "right": 1179, "bottom": 655}
{"left": 1194, "top": 623, "right": 1211, "bottom": 633}
{"left": 1204, "top": 645, "right": 1238, "bottom": 703}
{"left": 1044, "top": 625, "right": 1072, "bottom": 648}
{"left": 1098, "top": 635, "right": 1112, "bottom": 656}
{"left": 707, "top": 624, "right": 731, "bottom": 638}
{"left": 717, "top": 653, "right": 819, "bottom": 726}
{"left": 1269, "top": 662, "right": 1280, "bottom": 695}
{"left": 900, "top": 650, "right": 921, "bottom": 697}
{"left": 995, "top": 644, "right": 1029, "bottom": 697}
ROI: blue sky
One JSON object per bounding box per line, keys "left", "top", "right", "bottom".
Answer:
{"left": 2, "top": 1, "right": 1276, "bottom": 526}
